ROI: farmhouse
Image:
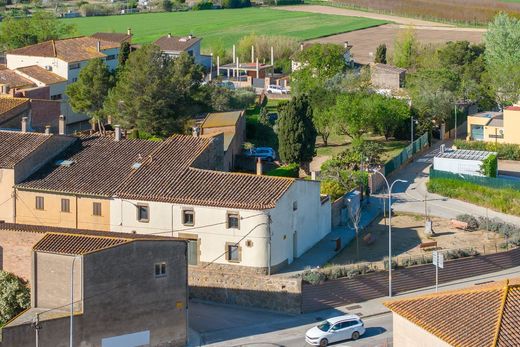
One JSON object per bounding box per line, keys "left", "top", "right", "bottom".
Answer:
{"left": 154, "top": 34, "right": 212, "bottom": 69}
{"left": 370, "top": 63, "right": 406, "bottom": 91}
{"left": 14, "top": 130, "right": 331, "bottom": 274}
{"left": 0, "top": 224, "right": 188, "bottom": 347}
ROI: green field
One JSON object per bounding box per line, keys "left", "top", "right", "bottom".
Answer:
{"left": 62, "top": 8, "right": 386, "bottom": 51}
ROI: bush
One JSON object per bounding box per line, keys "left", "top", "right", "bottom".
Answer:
{"left": 272, "top": 0, "right": 303, "bottom": 5}
{"left": 192, "top": 1, "right": 213, "bottom": 10}
{"left": 481, "top": 154, "right": 498, "bottom": 177}
{"left": 302, "top": 270, "right": 325, "bottom": 285}
{"left": 231, "top": 89, "right": 256, "bottom": 109}
{"left": 0, "top": 271, "right": 30, "bottom": 326}
{"left": 267, "top": 163, "right": 299, "bottom": 177}
{"left": 454, "top": 140, "right": 520, "bottom": 161}
{"left": 320, "top": 180, "right": 345, "bottom": 201}
{"left": 445, "top": 248, "right": 480, "bottom": 260}
{"left": 222, "top": 0, "right": 250, "bottom": 8}
{"left": 79, "top": 3, "right": 116, "bottom": 16}
{"left": 456, "top": 214, "right": 479, "bottom": 231}
{"left": 259, "top": 107, "right": 270, "bottom": 126}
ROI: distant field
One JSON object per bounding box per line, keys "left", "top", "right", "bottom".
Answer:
{"left": 330, "top": 0, "right": 520, "bottom": 24}
{"left": 61, "top": 8, "right": 386, "bottom": 51}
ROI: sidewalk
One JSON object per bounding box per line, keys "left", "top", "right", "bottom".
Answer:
{"left": 276, "top": 197, "right": 383, "bottom": 276}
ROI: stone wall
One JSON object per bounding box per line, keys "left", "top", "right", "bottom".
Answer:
{"left": 0, "top": 229, "right": 45, "bottom": 281}
{"left": 189, "top": 267, "right": 302, "bottom": 314}
{"left": 331, "top": 196, "right": 345, "bottom": 228}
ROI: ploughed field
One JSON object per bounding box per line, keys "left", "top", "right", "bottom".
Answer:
{"left": 61, "top": 7, "right": 387, "bottom": 50}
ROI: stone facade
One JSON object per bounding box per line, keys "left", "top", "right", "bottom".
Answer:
{"left": 0, "top": 228, "right": 45, "bottom": 280}
{"left": 189, "top": 266, "right": 302, "bottom": 314}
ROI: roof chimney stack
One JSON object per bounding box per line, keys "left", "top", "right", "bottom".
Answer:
{"left": 21, "top": 117, "right": 28, "bottom": 133}
{"left": 256, "top": 157, "right": 263, "bottom": 176}
{"left": 192, "top": 126, "right": 200, "bottom": 138}
{"left": 58, "top": 115, "right": 66, "bottom": 135}
{"left": 114, "top": 125, "right": 122, "bottom": 141}
{"left": 188, "top": 34, "right": 193, "bottom": 40}
{"left": 300, "top": 43, "right": 304, "bottom": 51}
{"left": 127, "top": 28, "right": 132, "bottom": 36}
{"left": 44, "top": 125, "right": 51, "bottom": 135}
{"left": 96, "top": 40, "right": 101, "bottom": 52}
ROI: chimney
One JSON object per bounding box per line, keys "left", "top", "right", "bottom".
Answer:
{"left": 114, "top": 124, "right": 122, "bottom": 141}
{"left": 44, "top": 125, "right": 51, "bottom": 135}
{"left": 188, "top": 34, "right": 193, "bottom": 40}
{"left": 58, "top": 115, "right": 66, "bottom": 135}
{"left": 21, "top": 117, "right": 28, "bottom": 133}
{"left": 96, "top": 40, "right": 101, "bottom": 52}
{"left": 192, "top": 126, "right": 200, "bottom": 138}
{"left": 167, "top": 33, "right": 172, "bottom": 38}
{"left": 127, "top": 28, "right": 132, "bottom": 36}
{"left": 300, "top": 43, "right": 304, "bottom": 51}
{"left": 256, "top": 157, "right": 263, "bottom": 176}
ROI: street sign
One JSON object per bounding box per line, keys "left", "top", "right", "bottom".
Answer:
{"left": 438, "top": 253, "right": 444, "bottom": 269}
{"left": 432, "top": 251, "right": 438, "bottom": 266}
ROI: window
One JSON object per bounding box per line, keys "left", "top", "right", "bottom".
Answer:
{"left": 69, "top": 63, "right": 80, "bottom": 70}
{"left": 106, "top": 54, "right": 117, "bottom": 61}
{"left": 227, "top": 244, "right": 240, "bottom": 262}
{"left": 61, "top": 198, "right": 70, "bottom": 213}
{"left": 187, "top": 239, "right": 199, "bottom": 266}
{"left": 154, "top": 262, "right": 166, "bottom": 277}
{"left": 227, "top": 212, "right": 240, "bottom": 229}
{"left": 187, "top": 50, "right": 193, "bottom": 57}
{"left": 292, "top": 201, "right": 298, "bottom": 211}
{"left": 72, "top": 77, "right": 78, "bottom": 83}
{"left": 50, "top": 94, "right": 62, "bottom": 100}
{"left": 93, "top": 202, "right": 102, "bottom": 216}
{"left": 137, "top": 205, "right": 149, "bottom": 222}
{"left": 183, "top": 209, "right": 194, "bottom": 226}
{"left": 35, "top": 196, "right": 44, "bottom": 210}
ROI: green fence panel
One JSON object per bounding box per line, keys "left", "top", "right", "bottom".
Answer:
{"left": 384, "top": 133, "right": 428, "bottom": 176}
{"left": 430, "top": 168, "right": 520, "bottom": 190}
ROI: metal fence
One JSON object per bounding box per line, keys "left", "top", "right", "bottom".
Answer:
{"left": 384, "top": 132, "right": 429, "bottom": 176}
{"left": 430, "top": 167, "right": 520, "bottom": 190}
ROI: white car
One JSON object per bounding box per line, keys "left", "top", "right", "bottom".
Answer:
{"left": 305, "top": 315, "right": 365, "bottom": 346}
{"left": 266, "top": 85, "right": 288, "bottom": 94}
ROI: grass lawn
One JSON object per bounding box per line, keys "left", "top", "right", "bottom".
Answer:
{"left": 427, "top": 178, "right": 520, "bottom": 216}
{"left": 61, "top": 8, "right": 386, "bottom": 50}
{"left": 316, "top": 132, "right": 408, "bottom": 163}
{"left": 245, "top": 98, "right": 281, "bottom": 149}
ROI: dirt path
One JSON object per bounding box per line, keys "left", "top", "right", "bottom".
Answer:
{"left": 277, "top": 4, "right": 453, "bottom": 27}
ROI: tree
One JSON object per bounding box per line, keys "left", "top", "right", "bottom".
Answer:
{"left": 0, "top": 11, "right": 75, "bottom": 50}
{"left": 369, "top": 94, "right": 411, "bottom": 140}
{"left": 161, "top": 0, "right": 173, "bottom": 11}
{"left": 277, "top": 94, "right": 317, "bottom": 165}
{"left": 310, "top": 87, "right": 337, "bottom": 146}
{"left": 393, "top": 27, "right": 419, "bottom": 69}
{"left": 334, "top": 93, "right": 370, "bottom": 139}
{"left": 375, "top": 43, "right": 387, "bottom": 64}
{"left": 66, "top": 58, "right": 114, "bottom": 133}
{"left": 292, "top": 43, "right": 347, "bottom": 94}
{"left": 0, "top": 271, "right": 30, "bottom": 326}
{"left": 104, "top": 45, "right": 204, "bottom": 137}
{"left": 485, "top": 13, "right": 520, "bottom": 106}
{"left": 118, "top": 41, "right": 131, "bottom": 67}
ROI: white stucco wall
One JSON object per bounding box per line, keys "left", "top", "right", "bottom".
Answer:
{"left": 433, "top": 157, "right": 485, "bottom": 177}
{"left": 6, "top": 55, "right": 69, "bottom": 79}
{"left": 110, "top": 180, "right": 331, "bottom": 271}
{"left": 393, "top": 313, "right": 451, "bottom": 347}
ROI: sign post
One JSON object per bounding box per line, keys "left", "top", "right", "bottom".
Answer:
{"left": 432, "top": 251, "right": 444, "bottom": 292}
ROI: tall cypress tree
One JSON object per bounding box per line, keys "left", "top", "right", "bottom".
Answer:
{"left": 118, "top": 41, "right": 131, "bottom": 67}
{"left": 277, "top": 94, "right": 317, "bottom": 165}
{"left": 375, "top": 43, "right": 387, "bottom": 64}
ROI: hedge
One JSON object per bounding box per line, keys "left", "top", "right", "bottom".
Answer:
{"left": 266, "top": 163, "right": 299, "bottom": 177}
{"left": 454, "top": 139, "right": 520, "bottom": 161}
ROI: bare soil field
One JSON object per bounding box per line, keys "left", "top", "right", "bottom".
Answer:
{"left": 307, "top": 23, "right": 485, "bottom": 64}
{"left": 330, "top": 214, "right": 505, "bottom": 265}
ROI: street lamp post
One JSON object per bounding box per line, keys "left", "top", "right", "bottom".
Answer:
{"left": 371, "top": 170, "right": 407, "bottom": 297}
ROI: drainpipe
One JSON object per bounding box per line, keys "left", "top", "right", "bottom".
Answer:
{"left": 267, "top": 212, "right": 272, "bottom": 276}
{"left": 12, "top": 187, "right": 16, "bottom": 223}
{"left": 75, "top": 195, "right": 78, "bottom": 229}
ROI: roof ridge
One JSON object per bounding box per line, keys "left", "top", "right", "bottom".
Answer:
{"left": 42, "top": 231, "right": 133, "bottom": 242}
{"left": 492, "top": 279, "right": 511, "bottom": 347}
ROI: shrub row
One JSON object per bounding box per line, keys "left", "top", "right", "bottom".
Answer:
{"left": 454, "top": 140, "right": 520, "bottom": 161}
{"left": 456, "top": 214, "right": 520, "bottom": 247}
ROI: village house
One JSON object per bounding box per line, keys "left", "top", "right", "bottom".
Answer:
{"left": 291, "top": 41, "right": 354, "bottom": 73}
{"left": 466, "top": 106, "right": 520, "bottom": 144}
{"left": 154, "top": 34, "right": 212, "bottom": 69}
{"left": 385, "top": 278, "right": 520, "bottom": 347}
{"left": 0, "top": 224, "right": 188, "bottom": 347}
{"left": 370, "top": 63, "right": 406, "bottom": 91}
{"left": 14, "top": 130, "right": 331, "bottom": 274}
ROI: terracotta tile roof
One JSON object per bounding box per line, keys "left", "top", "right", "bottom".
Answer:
{"left": 385, "top": 279, "right": 520, "bottom": 347}
{"left": 8, "top": 37, "right": 120, "bottom": 63}
{"left": 18, "top": 136, "right": 162, "bottom": 196}
{"left": 116, "top": 135, "right": 294, "bottom": 210}
{"left": 373, "top": 63, "right": 407, "bottom": 74}
{"left": 0, "top": 95, "right": 29, "bottom": 114}
{"left": 16, "top": 65, "right": 67, "bottom": 85}
{"left": 505, "top": 106, "right": 520, "bottom": 111}
{"left": 201, "top": 111, "right": 242, "bottom": 128}
{"left": 0, "top": 69, "right": 35, "bottom": 89}
{"left": 91, "top": 32, "right": 132, "bottom": 43}
{"left": 154, "top": 35, "right": 201, "bottom": 52}
{"left": 0, "top": 130, "right": 51, "bottom": 168}
{"left": 33, "top": 232, "right": 132, "bottom": 255}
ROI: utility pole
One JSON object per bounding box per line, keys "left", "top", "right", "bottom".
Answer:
{"left": 33, "top": 313, "right": 41, "bottom": 347}
{"left": 70, "top": 256, "right": 78, "bottom": 347}
{"left": 454, "top": 103, "right": 458, "bottom": 140}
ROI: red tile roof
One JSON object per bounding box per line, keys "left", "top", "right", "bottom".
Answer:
{"left": 8, "top": 37, "right": 120, "bottom": 63}
{"left": 154, "top": 35, "right": 201, "bottom": 52}
{"left": 16, "top": 65, "right": 67, "bottom": 85}
{"left": 505, "top": 106, "right": 520, "bottom": 111}
{"left": 0, "top": 130, "right": 51, "bottom": 168}
{"left": 0, "top": 69, "right": 35, "bottom": 89}
{"left": 34, "top": 232, "right": 132, "bottom": 255}
{"left": 385, "top": 279, "right": 520, "bottom": 347}
{"left": 91, "top": 32, "right": 132, "bottom": 44}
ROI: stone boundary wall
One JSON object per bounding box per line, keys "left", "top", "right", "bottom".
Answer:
{"left": 189, "top": 267, "right": 302, "bottom": 314}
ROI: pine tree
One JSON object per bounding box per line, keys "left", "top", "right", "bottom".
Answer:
{"left": 375, "top": 43, "right": 387, "bottom": 64}
{"left": 118, "top": 41, "right": 131, "bottom": 67}
{"left": 277, "top": 94, "right": 317, "bottom": 165}
{"left": 66, "top": 58, "right": 114, "bottom": 132}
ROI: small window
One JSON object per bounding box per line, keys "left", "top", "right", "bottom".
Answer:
{"left": 187, "top": 239, "right": 199, "bottom": 266}
{"left": 35, "top": 196, "right": 44, "bottom": 210}
{"left": 61, "top": 198, "right": 70, "bottom": 213}
{"left": 227, "top": 244, "right": 240, "bottom": 262}
{"left": 72, "top": 77, "right": 78, "bottom": 83}
{"left": 50, "top": 94, "right": 62, "bottom": 100}
{"left": 93, "top": 202, "right": 102, "bottom": 216}
{"left": 227, "top": 213, "right": 240, "bottom": 229}
{"left": 154, "top": 262, "right": 166, "bottom": 278}
{"left": 106, "top": 54, "right": 117, "bottom": 61}
{"left": 183, "top": 209, "right": 194, "bottom": 226}
{"left": 137, "top": 205, "right": 149, "bottom": 222}
{"left": 69, "top": 63, "right": 80, "bottom": 70}
{"left": 293, "top": 201, "right": 298, "bottom": 211}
